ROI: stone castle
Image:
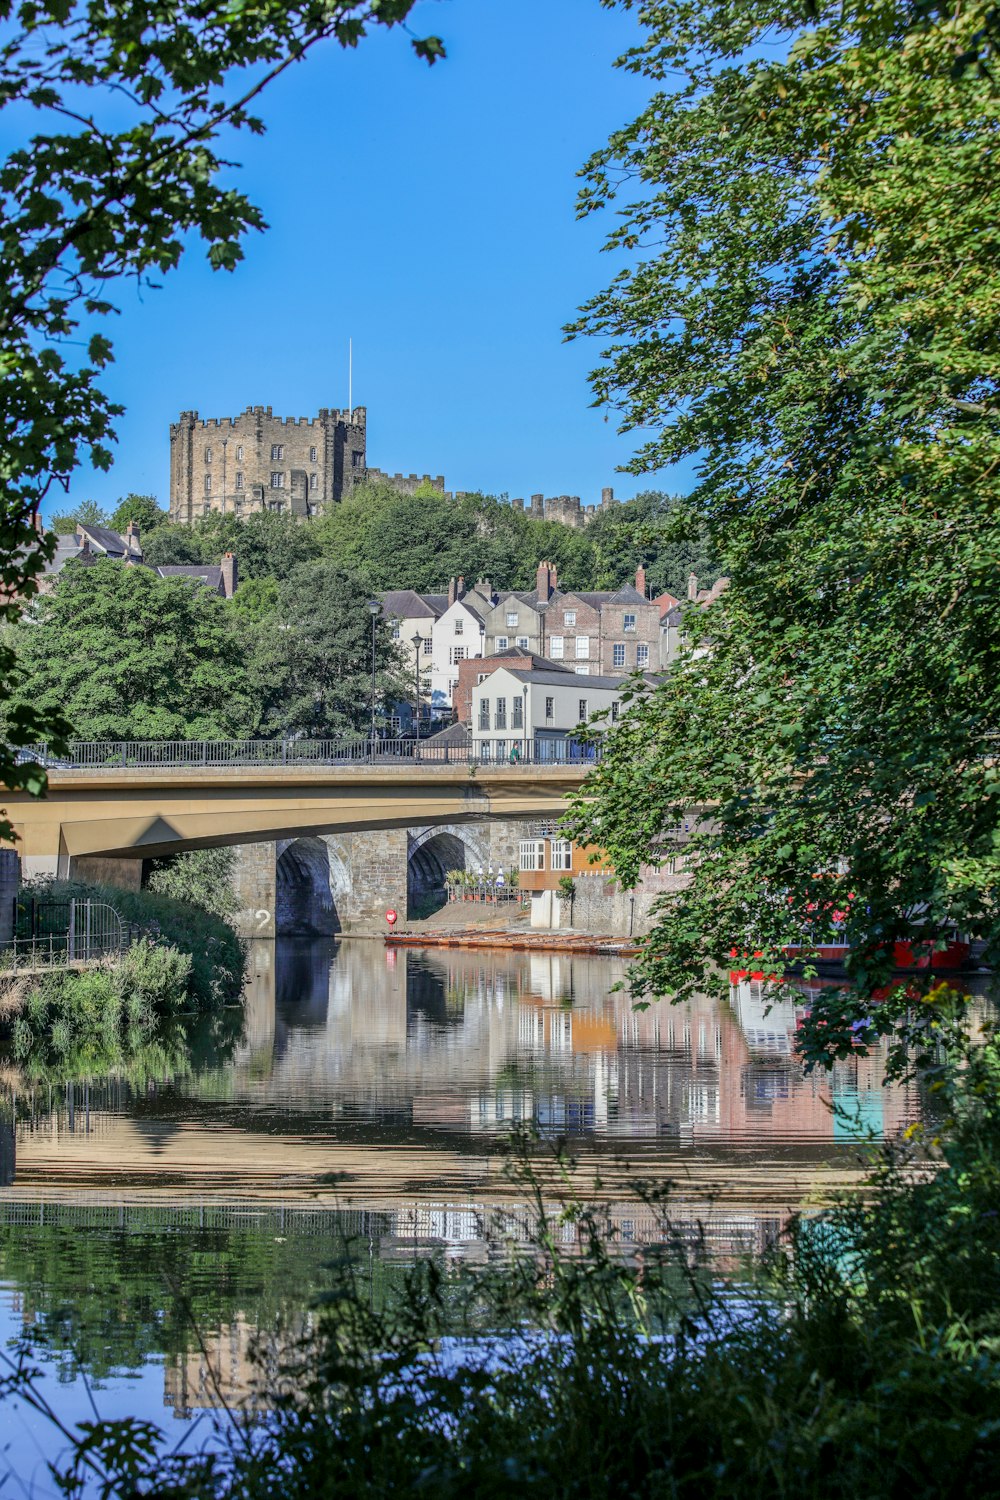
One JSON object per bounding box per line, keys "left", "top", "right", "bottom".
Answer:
{"left": 168, "top": 403, "right": 621, "bottom": 527}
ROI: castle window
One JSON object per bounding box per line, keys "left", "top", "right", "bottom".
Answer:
{"left": 309, "top": 446, "right": 317, "bottom": 463}
{"left": 624, "top": 612, "right": 637, "bottom": 632}
{"left": 637, "top": 644, "right": 650, "bottom": 668}
{"left": 235, "top": 472, "right": 244, "bottom": 490}
{"left": 549, "top": 636, "right": 564, "bottom": 659}
{"left": 352, "top": 450, "right": 364, "bottom": 468}
{"left": 203, "top": 474, "right": 211, "bottom": 494}
{"left": 564, "top": 610, "right": 576, "bottom": 627}
{"left": 613, "top": 643, "right": 626, "bottom": 669}
{"left": 309, "top": 473, "right": 318, "bottom": 490}
{"left": 270, "top": 444, "right": 284, "bottom": 461}
{"left": 270, "top": 472, "right": 284, "bottom": 488}
{"left": 236, "top": 445, "right": 243, "bottom": 461}
{"left": 204, "top": 447, "right": 212, "bottom": 463}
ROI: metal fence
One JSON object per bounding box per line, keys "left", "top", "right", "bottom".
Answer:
{"left": 1, "top": 897, "right": 128, "bottom": 972}
{"left": 15, "top": 737, "right": 603, "bottom": 770}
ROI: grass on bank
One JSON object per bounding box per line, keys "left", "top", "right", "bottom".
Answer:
{"left": 4, "top": 1024, "right": 999, "bottom": 1500}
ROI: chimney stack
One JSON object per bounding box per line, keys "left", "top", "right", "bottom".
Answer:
{"left": 687, "top": 571, "right": 698, "bottom": 602}
{"left": 536, "top": 561, "right": 552, "bottom": 601}
{"left": 221, "top": 552, "right": 238, "bottom": 599}
{"left": 549, "top": 563, "right": 558, "bottom": 591}
{"left": 457, "top": 574, "right": 465, "bottom": 598}
{"left": 636, "top": 564, "right": 647, "bottom": 597}
{"left": 448, "top": 576, "right": 457, "bottom": 607}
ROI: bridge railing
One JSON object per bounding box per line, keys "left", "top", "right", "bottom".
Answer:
{"left": 14, "top": 737, "right": 603, "bottom": 770}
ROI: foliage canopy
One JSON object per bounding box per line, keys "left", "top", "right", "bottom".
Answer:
{"left": 566, "top": 0, "right": 1000, "bottom": 1033}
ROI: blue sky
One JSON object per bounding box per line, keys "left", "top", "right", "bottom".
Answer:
{"left": 54, "top": 0, "right": 694, "bottom": 519}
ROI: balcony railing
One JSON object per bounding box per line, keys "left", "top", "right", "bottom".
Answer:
{"left": 13, "top": 737, "right": 602, "bottom": 771}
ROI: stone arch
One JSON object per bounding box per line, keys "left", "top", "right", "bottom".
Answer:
{"left": 407, "top": 829, "right": 473, "bottom": 918}
{"left": 276, "top": 836, "right": 340, "bottom": 935}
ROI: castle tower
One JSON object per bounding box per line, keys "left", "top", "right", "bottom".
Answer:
{"left": 168, "top": 405, "right": 368, "bottom": 524}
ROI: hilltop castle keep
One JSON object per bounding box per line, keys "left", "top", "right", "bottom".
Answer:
{"left": 169, "top": 405, "right": 369, "bottom": 523}
{"left": 168, "top": 402, "right": 621, "bottom": 526}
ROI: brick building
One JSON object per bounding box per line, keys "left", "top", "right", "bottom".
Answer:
{"left": 169, "top": 405, "right": 369, "bottom": 523}
{"left": 481, "top": 562, "right": 661, "bottom": 676}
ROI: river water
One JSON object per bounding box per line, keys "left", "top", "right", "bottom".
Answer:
{"left": 0, "top": 939, "right": 922, "bottom": 1487}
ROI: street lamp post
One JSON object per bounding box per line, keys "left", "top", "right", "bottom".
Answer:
{"left": 410, "top": 632, "right": 423, "bottom": 741}
{"left": 368, "top": 600, "right": 380, "bottom": 758}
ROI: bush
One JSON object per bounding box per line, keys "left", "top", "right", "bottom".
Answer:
{"left": 8, "top": 940, "right": 191, "bottom": 1080}
{"left": 26, "top": 878, "right": 245, "bottom": 1009}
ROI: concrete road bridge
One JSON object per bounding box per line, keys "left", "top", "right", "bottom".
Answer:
{"left": 2, "top": 739, "right": 598, "bottom": 933}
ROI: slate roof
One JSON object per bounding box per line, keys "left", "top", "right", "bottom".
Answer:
{"left": 156, "top": 565, "right": 224, "bottom": 591}
{"left": 424, "top": 721, "right": 472, "bottom": 746}
{"left": 502, "top": 668, "right": 628, "bottom": 692}
{"left": 481, "top": 648, "right": 572, "bottom": 672}
{"left": 77, "top": 523, "right": 138, "bottom": 558}
{"left": 381, "top": 590, "right": 445, "bottom": 620}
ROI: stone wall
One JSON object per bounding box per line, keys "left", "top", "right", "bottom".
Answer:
{"left": 169, "top": 405, "right": 367, "bottom": 523}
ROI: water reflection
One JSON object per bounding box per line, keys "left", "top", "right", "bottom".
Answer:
{"left": 0, "top": 942, "right": 931, "bottom": 1435}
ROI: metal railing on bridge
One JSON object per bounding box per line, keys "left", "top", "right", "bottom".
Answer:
{"left": 16, "top": 737, "right": 603, "bottom": 771}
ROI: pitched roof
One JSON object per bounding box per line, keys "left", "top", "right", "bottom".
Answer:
{"left": 605, "top": 584, "right": 648, "bottom": 606}
{"left": 502, "top": 668, "right": 627, "bottom": 691}
{"left": 156, "top": 565, "right": 223, "bottom": 590}
{"left": 479, "top": 648, "right": 572, "bottom": 671}
{"left": 423, "top": 721, "right": 472, "bottom": 746}
{"left": 77, "top": 523, "right": 138, "bottom": 558}
{"left": 380, "top": 590, "right": 444, "bottom": 621}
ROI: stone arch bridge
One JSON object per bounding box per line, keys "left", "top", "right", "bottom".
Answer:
{"left": 3, "top": 757, "right": 588, "bottom": 935}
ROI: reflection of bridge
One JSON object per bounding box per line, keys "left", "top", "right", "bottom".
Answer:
{"left": 3, "top": 744, "right": 592, "bottom": 881}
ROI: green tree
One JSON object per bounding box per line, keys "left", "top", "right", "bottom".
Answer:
{"left": 250, "top": 559, "right": 403, "bottom": 738}
{"left": 108, "top": 494, "right": 168, "bottom": 536}
{"left": 586, "top": 492, "right": 718, "bottom": 598}
{"left": 0, "top": 0, "right": 444, "bottom": 833}
{"left": 141, "top": 527, "right": 205, "bottom": 567}
{"left": 5, "top": 559, "right": 257, "bottom": 741}
{"left": 228, "top": 575, "right": 280, "bottom": 622}
{"left": 565, "top": 0, "right": 1000, "bottom": 1043}
{"left": 49, "top": 500, "right": 109, "bottom": 535}
{"left": 193, "top": 509, "right": 321, "bottom": 581}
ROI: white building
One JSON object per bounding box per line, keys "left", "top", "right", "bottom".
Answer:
{"left": 471, "top": 666, "right": 625, "bottom": 762}
{"left": 429, "top": 597, "right": 487, "bottom": 720}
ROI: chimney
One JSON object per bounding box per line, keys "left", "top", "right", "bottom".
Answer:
{"left": 687, "top": 571, "right": 698, "bottom": 602}
{"left": 457, "top": 574, "right": 465, "bottom": 598}
{"left": 476, "top": 577, "right": 492, "bottom": 600}
{"left": 549, "top": 564, "right": 558, "bottom": 591}
{"left": 448, "top": 576, "right": 457, "bottom": 607}
{"left": 636, "top": 564, "right": 647, "bottom": 598}
{"left": 221, "top": 552, "right": 238, "bottom": 599}
{"left": 536, "top": 561, "right": 552, "bottom": 602}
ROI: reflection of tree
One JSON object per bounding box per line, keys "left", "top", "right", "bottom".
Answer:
{"left": 0, "top": 1217, "right": 349, "bottom": 1383}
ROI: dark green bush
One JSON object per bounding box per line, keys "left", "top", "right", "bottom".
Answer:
{"left": 29, "top": 878, "right": 245, "bottom": 1008}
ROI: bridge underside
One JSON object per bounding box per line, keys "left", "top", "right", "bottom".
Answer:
{"left": 2, "top": 765, "right": 585, "bottom": 879}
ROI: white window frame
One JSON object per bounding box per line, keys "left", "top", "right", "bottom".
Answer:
{"left": 574, "top": 665, "right": 590, "bottom": 676}
{"left": 564, "top": 610, "right": 576, "bottom": 627}
{"left": 270, "top": 443, "right": 284, "bottom": 461}
{"left": 624, "top": 612, "right": 637, "bottom": 633}
{"left": 454, "top": 618, "right": 464, "bottom": 636}
{"left": 575, "top": 635, "right": 590, "bottom": 659}
{"left": 549, "top": 636, "right": 564, "bottom": 660}
{"left": 496, "top": 636, "right": 509, "bottom": 651}
{"left": 270, "top": 472, "right": 284, "bottom": 488}
{"left": 637, "top": 644, "right": 650, "bottom": 668}
{"left": 519, "top": 840, "right": 545, "bottom": 872}
{"left": 612, "top": 642, "right": 626, "bottom": 669}
{"left": 550, "top": 840, "right": 573, "bottom": 872}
